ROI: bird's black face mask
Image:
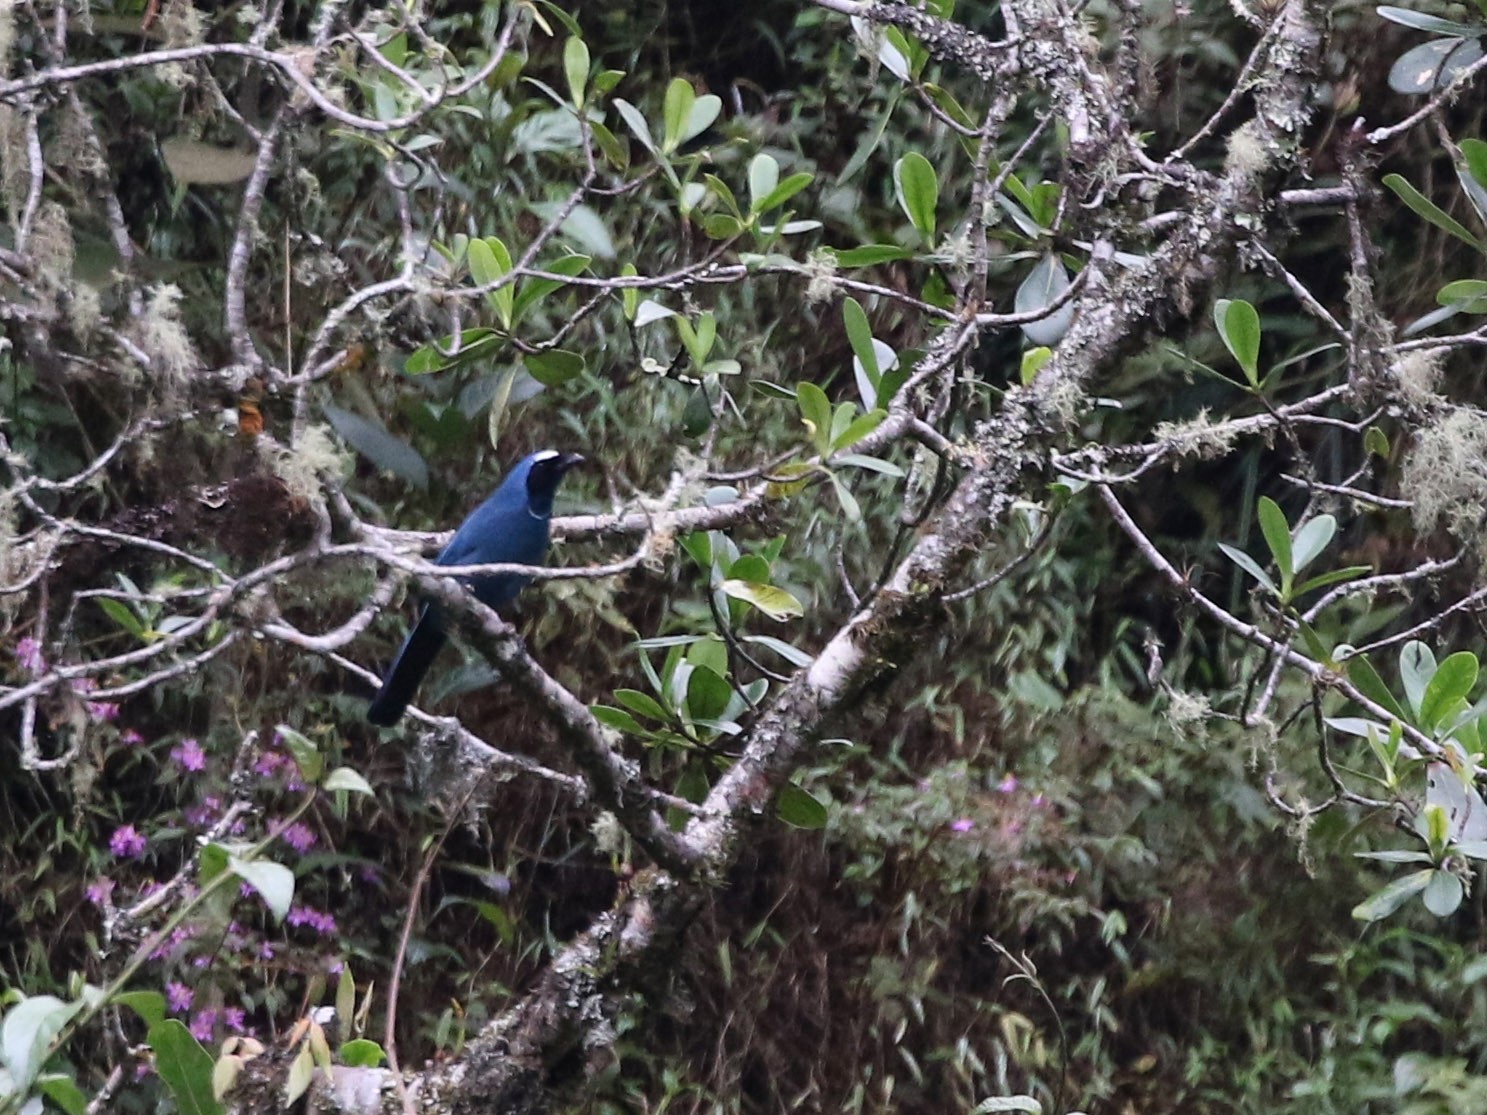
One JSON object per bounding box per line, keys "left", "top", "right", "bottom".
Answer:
{"left": 526, "top": 452, "right": 585, "bottom": 503}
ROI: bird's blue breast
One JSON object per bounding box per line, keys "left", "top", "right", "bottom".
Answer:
{"left": 436, "top": 475, "right": 551, "bottom": 609}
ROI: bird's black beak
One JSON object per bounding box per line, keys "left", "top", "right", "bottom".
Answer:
{"left": 556, "top": 452, "right": 586, "bottom": 473}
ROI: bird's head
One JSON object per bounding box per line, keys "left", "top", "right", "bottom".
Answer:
{"left": 521, "top": 449, "right": 585, "bottom": 514}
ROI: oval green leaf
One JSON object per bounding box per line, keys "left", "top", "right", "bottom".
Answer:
{"left": 776, "top": 782, "right": 828, "bottom": 829}
{"left": 893, "top": 152, "right": 938, "bottom": 243}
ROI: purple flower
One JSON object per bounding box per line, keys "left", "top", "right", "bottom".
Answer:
{"left": 223, "top": 1007, "right": 246, "bottom": 1033}
{"left": 253, "top": 750, "right": 283, "bottom": 777}
{"left": 70, "top": 676, "right": 119, "bottom": 721}
{"left": 258, "top": 941, "right": 276, "bottom": 960}
{"left": 189, "top": 1008, "right": 218, "bottom": 1042}
{"left": 1031, "top": 794, "right": 1047, "bottom": 809}
{"left": 170, "top": 738, "right": 206, "bottom": 772}
{"left": 85, "top": 877, "right": 116, "bottom": 906}
{"left": 997, "top": 774, "right": 1019, "bottom": 794}
{"left": 276, "top": 822, "right": 317, "bottom": 854}
{"left": 185, "top": 796, "right": 222, "bottom": 828}
{"left": 167, "top": 981, "right": 193, "bottom": 1013}
{"left": 949, "top": 818, "right": 976, "bottom": 833}
{"left": 120, "top": 729, "right": 145, "bottom": 747}
{"left": 15, "top": 637, "right": 45, "bottom": 675}
{"left": 287, "top": 905, "right": 338, "bottom": 936}
{"left": 109, "top": 825, "right": 147, "bottom": 859}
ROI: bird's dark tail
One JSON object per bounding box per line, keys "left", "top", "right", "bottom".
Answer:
{"left": 368, "top": 607, "right": 446, "bottom": 726}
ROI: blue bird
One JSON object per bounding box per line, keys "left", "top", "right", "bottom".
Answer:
{"left": 368, "top": 449, "right": 584, "bottom": 726}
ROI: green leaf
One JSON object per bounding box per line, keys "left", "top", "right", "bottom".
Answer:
{"left": 835, "top": 453, "right": 905, "bottom": 477}
{"left": 524, "top": 348, "right": 586, "bottom": 386}
{"left": 661, "top": 78, "right": 695, "bottom": 152}
{"left": 842, "top": 298, "right": 878, "bottom": 385}
{"left": 683, "top": 94, "right": 722, "bottom": 145}
{"left": 1384, "top": 173, "right": 1486, "bottom": 250}
{"left": 830, "top": 474, "right": 861, "bottom": 523}
{"left": 1347, "top": 656, "right": 1409, "bottom": 721}
{"left": 701, "top": 213, "right": 745, "bottom": 239}
{"left": 148, "top": 1020, "right": 224, "bottom": 1115}
{"left": 1438, "top": 279, "right": 1487, "bottom": 313}
{"left": 1290, "top": 514, "right": 1337, "bottom": 574}
{"left": 511, "top": 252, "right": 591, "bottom": 324}
{"left": 719, "top": 579, "right": 805, "bottom": 621}
{"left": 276, "top": 724, "right": 324, "bottom": 783}
{"left": 686, "top": 665, "right": 732, "bottom": 723}
{"left": 1015, "top": 253, "right": 1074, "bottom": 346}
{"left": 336, "top": 966, "right": 355, "bottom": 1028}
{"left": 741, "top": 634, "right": 814, "bottom": 667}
{"left": 614, "top": 688, "right": 672, "bottom": 723}
{"left": 830, "top": 409, "right": 887, "bottom": 453}
{"left": 1388, "top": 36, "right": 1484, "bottom": 95}
{"left": 1376, "top": 5, "right": 1483, "bottom": 35}
{"left": 776, "top": 782, "right": 828, "bottom": 828}
{"left": 661, "top": 80, "right": 718, "bottom": 152}
{"left": 468, "top": 237, "right": 515, "bottom": 328}
{"left": 893, "top": 152, "right": 938, "bottom": 243}
{"left": 1352, "top": 869, "right": 1433, "bottom": 921}
{"left": 753, "top": 171, "right": 814, "bottom": 214}
{"left": 747, "top": 153, "right": 779, "bottom": 211}
{"left": 1401, "top": 641, "right": 1438, "bottom": 720}
{"left": 1217, "top": 542, "right": 1277, "bottom": 595}
{"left": 830, "top": 244, "right": 916, "bottom": 267}
{"left": 590, "top": 118, "right": 628, "bottom": 169}
{"left": 1257, "top": 497, "right": 1294, "bottom": 586}
{"left": 38, "top": 1074, "right": 90, "bottom": 1115}
{"left": 675, "top": 764, "right": 711, "bottom": 808}
{"left": 324, "top": 767, "right": 375, "bottom": 796}
{"left": 1214, "top": 299, "right": 1262, "bottom": 386}
{"left": 1424, "top": 868, "right": 1465, "bottom": 916}
{"left": 115, "top": 990, "right": 167, "bottom": 1030}
{"left": 1292, "top": 565, "right": 1371, "bottom": 598}
{"left": 752, "top": 380, "right": 798, "bottom": 401}
{"left": 97, "top": 597, "right": 147, "bottom": 639}
{"left": 796, "top": 382, "right": 833, "bottom": 455}
{"left": 591, "top": 704, "right": 645, "bottom": 733}
{"left": 1364, "top": 425, "right": 1391, "bottom": 457}
{"left": 231, "top": 855, "right": 295, "bottom": 922}
{"left": 404, "top": 329, "right": 501, "bottom": 375}
{"left": 340, "top": 1039, "right": 385, "bottom": 1068}
{"left": 1297, "top": 620, "right": 1332, "bottom": 663}
{"left": 198, "top": 842, "right": 229, "bottom": 884}
{"left": 486, "top": 367, "right": 519, "bottom": 449}
{"left": 2, "top": 995, "right": 81, "bottom": 1094}
{"left": 285, "top": 1041, "right": 315, "bottom": 1106}
{"left": 679, "top": 531, "right": 713, "bottom": 569}
{"left": 1463, "top": 138, "right": 1487, "bottom": 188}
{"left": 563, "top": 35, "right": 589, "bottom": 106}
{"left": 611, "top": 98, "right": 656, "bottom": 156}
{"left": 1324, "top": 715, "right": 1394, "bottom": 741}
{"left": 322, "top": 403, "right": 429, "bottom": 491}
{"left": 1421, "top": 651, "right": 1480, "bottom": 731}
{"left": 1020, "top": 346, "right": 1053, "bottom": 386}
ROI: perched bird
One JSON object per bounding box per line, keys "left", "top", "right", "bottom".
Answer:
{"left": 367, "top": 449, "right": 584, "bottom": 726}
